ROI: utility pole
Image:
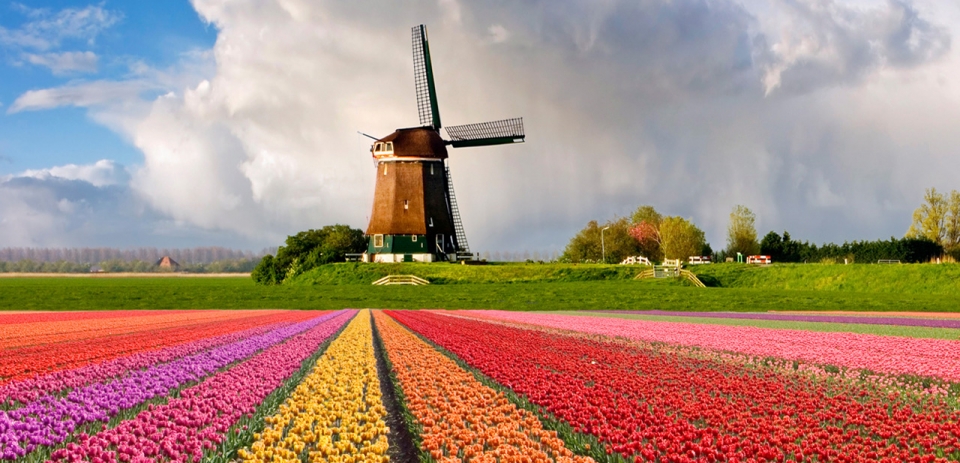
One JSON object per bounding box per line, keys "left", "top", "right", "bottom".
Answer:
{"left": 601, "top": 226, "right": 610, "bottom": 264}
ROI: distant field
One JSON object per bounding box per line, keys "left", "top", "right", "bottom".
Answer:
{"left": 2, "top": 276, "right": 960, "bottom": 312}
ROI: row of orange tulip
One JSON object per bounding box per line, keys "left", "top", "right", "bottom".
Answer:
{"left": 240, "top": 310, "right": 390, "bottom": 463}
{"left": 373, "top": 310, "right": 593, "bottom": 463}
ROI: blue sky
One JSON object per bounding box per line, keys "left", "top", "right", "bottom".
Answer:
{"left": 1, "top": 0, "right": 959, "bottom": 253}
{"left": 0, "top": 1, "right": 215, "bottom": 173}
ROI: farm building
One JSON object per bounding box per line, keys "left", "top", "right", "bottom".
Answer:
{"left": 156, "top": 256, "right": 180, "bottom": 271}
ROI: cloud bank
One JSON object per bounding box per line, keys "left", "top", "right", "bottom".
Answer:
{"left": 2, "top": 0, "right": 959, "bottom": 253}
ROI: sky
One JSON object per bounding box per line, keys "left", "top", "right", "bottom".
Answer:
{"left": 1, "top": 0, "right": 959, "bottom": 254}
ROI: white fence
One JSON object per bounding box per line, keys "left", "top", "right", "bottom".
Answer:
{"left": 620, "top": 256, "right": 651, "bottom": 265}
{"left": 663, "top": 258, "right": 681, "bottom": 268}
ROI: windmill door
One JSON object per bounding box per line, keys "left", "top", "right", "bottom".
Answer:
{"left": 436, "top": 234, "right": 445, "bottom": 254}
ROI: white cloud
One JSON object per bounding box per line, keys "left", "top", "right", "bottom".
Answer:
{"left": 487, "top": 24, "right": 510, "bottom": 44}
{"left": 5, "top": 0, "right": 959, "bottom": 252}
{"left": 8, "top": 80, "right": 153, "bottom": 113}
{"left": 24, "top": 50, "right": 98, "bottom": 74}
{"left": 0, "top": 4, "right": 122, "bottom": 51}
{"left": 0, "top": 160, "right": 263, "bottom": 248}
{"left": 17, "top": 159, "right": 129, "bottom": 187}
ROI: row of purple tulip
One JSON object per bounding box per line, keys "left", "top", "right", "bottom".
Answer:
{"left": 0, "top": 310, "right": 345, "bottom": 459}
{"left": 595, "top": 310, "right": 960, "bottom": 329}
{"left": 49, "top": 310, "right": 356, "bottom": 463}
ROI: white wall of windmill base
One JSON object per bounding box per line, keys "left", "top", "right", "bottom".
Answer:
{"left": 367, "top": 253, "right": 456, "bottom": 263}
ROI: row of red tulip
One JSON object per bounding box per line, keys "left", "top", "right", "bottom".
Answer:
{"left": 389, "top": 310, "right": 960, "bottom": 462}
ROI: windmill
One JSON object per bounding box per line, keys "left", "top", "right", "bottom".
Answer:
{"left": 363, "top": 24, "right": 525, "bottom": 263}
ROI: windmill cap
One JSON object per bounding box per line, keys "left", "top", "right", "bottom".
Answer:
{"left": 373, "top": 127, "right": 448, "bottom": 160}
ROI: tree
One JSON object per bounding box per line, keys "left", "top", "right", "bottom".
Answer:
{"left": 660, "top": 216, "right": 707, "bottom": 260}
{"left": 629, "top": 205, "right": 664, "bottom": 261}
{"left": 907, "top": 188, "right": 949, "bottom": 246}
{"left": 726, "top": 205, "right": 760, "bottom": 256}
{"left": 561, "top": 217, "right": 641, "bottom": 263}
{"left": 759, "top": 231, "right": 783, "bottom": 261}
{"left": 251, "top": 255, "right": 279, "bottom": 285}
{"left": 946, "top": 190, "right": 960, "bottom": 251}
{"left": 628, "top": 221, "right": 663, "bottom": 262}
{"left": 631, "top": 205, "right": 662, "bottom": 228}
{"left": 252, "top": 224, "right": 366, "bottom": 285}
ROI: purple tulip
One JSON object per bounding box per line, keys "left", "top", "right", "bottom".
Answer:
{"left": 0, "top": 311, "right": 346, "bottom": 460}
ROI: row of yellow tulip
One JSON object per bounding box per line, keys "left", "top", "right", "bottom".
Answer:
{"left": 240, "top": 310, "right": 389, "bottom": 463}
{"left": 373, "top": 310, "right": 594, "bottom": 463}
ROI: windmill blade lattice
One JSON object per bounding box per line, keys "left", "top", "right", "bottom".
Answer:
{"left": 412, "top": 25, "right": 441, "bottom": 129}
{"left": 445, "top": 118, "right": 525, "bottom": 148}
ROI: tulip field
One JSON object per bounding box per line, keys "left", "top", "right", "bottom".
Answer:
{"left": 2, "top": 309, "right": 960, "bottom": 462}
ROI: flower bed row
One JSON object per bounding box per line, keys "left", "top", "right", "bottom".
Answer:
{"left": 0, "top": 311, "right": 306, "bottom": 385}
{"left": 0, "top": 310, "right": 185, "bottom": 326}
{"left": 465, "top": 310, "right": 960, "bottom": 380}
{"left": 391, "top": 310, "right": 960, "bottom": 462}
{"left": 241, "top": 310, "right": 389, "bottom": 462}
{"left": 594, "top": 310, "right": 960, "bottom": 329}
{"left": 0, "top": 312, "right": 314, "bottom": 405}
{"left": 1, "top": 310, "right": 272, "bottom": 350}
{"left": 0, "top": 311, "right": 346, "bottom": 460}
{"left": 45, "top": 310, "right": 355, "bottom": 463}
{"left": 375, "top": 310, "right": 593, "bottom": 463}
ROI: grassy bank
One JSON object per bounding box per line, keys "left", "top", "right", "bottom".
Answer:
{"left": 1, "top": 276, "right": 959, "bottom": 312}
{"left": 288, "top": 262, "right": 643, "bottom": 285}
{"left": 689, "top": 263, "right": 960, "bottom": 294}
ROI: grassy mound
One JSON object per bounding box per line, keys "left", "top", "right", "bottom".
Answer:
{"left": 689, "top": 263, "right": 960, "bottom": 295}
{"left": 286, "top": 262, "right": 646, "bottom": 285}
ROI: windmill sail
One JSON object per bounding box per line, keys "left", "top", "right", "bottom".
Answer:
{"left": 444, "top": 118, "right": 525, "bottom": 148}
{"left": 412, "top": 25, "right": 441, "bottom": 129}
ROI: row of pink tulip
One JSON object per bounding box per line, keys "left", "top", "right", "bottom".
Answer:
{"left": 48, "top": 310, "right": 355, "bottom": 463}
{"left": 460, "top": 311, "right": 960, "bottom": 381}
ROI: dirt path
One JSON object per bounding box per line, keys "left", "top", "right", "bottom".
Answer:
{"left": 370, "top": 311, "right": 419, "bottom": 463}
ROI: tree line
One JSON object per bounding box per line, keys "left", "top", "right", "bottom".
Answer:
{"left": 0, "top": 247, "right": 269, "bottom": 273}
{"left": 0, "top": 247, "right": 268, "bottom": 264}
{"left": 0, "top": 258, "right": 261, "bottom": 274}
{"left": 563, "top": 190, "right": 955, "bottom": 264}
{"left": 561, "top": 205, "right": 712, "bottom": 263}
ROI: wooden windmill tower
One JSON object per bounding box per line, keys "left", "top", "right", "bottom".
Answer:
{"left": 363, "top": 25, "right": 525, "bottom": 263}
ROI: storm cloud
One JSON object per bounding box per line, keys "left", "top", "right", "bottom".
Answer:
{"left": 3, "top": 0, "right": 958, "bottom": 253}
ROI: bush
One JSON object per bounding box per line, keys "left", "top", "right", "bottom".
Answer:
{"left": 252, "top": 224, "right": 366, "bottom": 285}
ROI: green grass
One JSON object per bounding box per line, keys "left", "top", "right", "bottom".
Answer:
{"left": 288, "top": 262, "right": 643, "bottom": 285}
{"left": 3, "top": 276, "right": 960, "bottom": 312}
{"left": 555, "top": 311, "right": 960, "bottom": 340}
{"left": 690, "top": 262, "right": 960, "bottom": 294}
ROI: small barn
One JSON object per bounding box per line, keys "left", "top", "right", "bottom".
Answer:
{"left": 156, "top": 256, "right": 180, "bottom": 271}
